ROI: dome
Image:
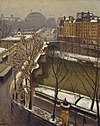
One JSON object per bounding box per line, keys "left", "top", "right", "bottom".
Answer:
{"left": 25, "top": 12, "right": 46, "bottom": 30}
{"left": 46, "top": 17, "right": 57, "bottom": 28}
{"left": 26, "top": 12, "right": 46, "bottom": 20}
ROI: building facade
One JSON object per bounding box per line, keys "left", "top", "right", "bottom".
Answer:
{"left": 58, "top": 11, "right": 100, "bottom": 45}
{"left": 0, "top": 36, "right": 20, "bottom": 49}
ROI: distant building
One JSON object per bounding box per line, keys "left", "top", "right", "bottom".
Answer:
{"left": 0, "top": 47, "right": 6, "bottom": 54}
{"left": 0, "top": 14, "right": 23, "bottom": 39}
{"left": 0, "top": 36, "right": 20, "bottom": 49}
{"left": 57, "top": 17, "right": 64, "bottom": 25}
{"left": 46, "top": 17, "right": 57, "bottom": 28}
{"left": 0, "top": 14, "right": 21, "bottom": 22}
{"left": 25, "top": 12, "right": 46, "bottom": 31}
{"left": 58, "top": 11, "right": 100, "bottom": 45}
{"left": 0, "top": 31, "right": 33, "bottom": 49}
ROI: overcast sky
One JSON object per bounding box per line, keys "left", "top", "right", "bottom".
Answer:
{"left": 0, "top": 0, "right": 100, "bottom": 20}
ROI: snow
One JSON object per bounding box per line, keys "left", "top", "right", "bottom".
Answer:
{"left": 23, "top": 61, "right": 28, "bottom": 66}
{"left": 76, "top": 97, "right": 92, "bottom": 110}
{"left": 1, "top": 34, "right": 32, "bottom": 41}
{"left": 58, "top": 91, "right": 79, "bottom": 104}
{"left": 61, "top": 103, "right": 71, "bottom": 109}
{"left": 35, "top": 85, "right": 100, "bottom": 114}
{"left": 36, "top": 28, "right": 44, "bottom": 34}
{"left": 1, "top": 36, "right": 21, "bottom": 41}
{"left": 27, "top": 105, "right": 61, "bottom": 126}
{"left": 24, "top": 34, "right": 32, "bottom": 39}
{"left": 34, "top": 53, "right": 41, "bottom": 63}
{"left": 55, "top": 51, "right": 100, "bottom": 63}
{"left": 16, "top": 71, "right": 22, "bottom": 82}
{"left": 31, "top": 64, "right": 39, "bottom": 72}
{"left": 0, "top": 47, "right": 7, "bottom": 53}
{"left": 90, "top": 19, "right": 97, "bottom": 22}
{"left": 35, "top": 86, "right": 80, "bottom": 104}
{"left": 0, "top": 66, "right": 12, "bottom": 76}
{"left": 92, "top": 101, "right": 100, "bottom": 113}
{"left": 42, "top": 42, "right": 48, "bottom": 49}
{"left": 49, "top": 118, "right": 57, "bottom": 124}
{"left": 33, "top": 47, "right": 45, "bottom": 63}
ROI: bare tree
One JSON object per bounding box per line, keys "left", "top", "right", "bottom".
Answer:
{"left": 44, "top": 39, "right": 100, "bottom": 125}
{"left": 46, "top": 47, "right": 72, "bottom": 121}
{"left": 57, "top": 38, "right": 100, "bottom": 126}
{"left": 69, "top": 43, "right": 100, "bottom": 126}
{"left": 9, "top": 33, "right": 43, "bottom": 109}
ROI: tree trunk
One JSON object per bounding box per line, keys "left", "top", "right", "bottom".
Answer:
{"left": 29, "top": 89, "right": 32, "bottom": 109}
{"left": 75, "top": 111, "right": 77, "bottom": 126}
{"left": 96, "top": 93, "right": 100, "bottom": 126}
{"left": 14, "top": 70, "right": 16, "bottom": 90}
{"left": 52, "top": 79, "right": 58, "bottom": 121}
{"left": 25, "top": 78, "right": 28, "bottom": 86}
{"left": 29, "top": 75, "right": 33, "bottom": 109}
{"left": 94, "top": 48, "right": 100, "bottom": 126}
{"left": 90, "top": 88, "right": 96, "bottom": 111}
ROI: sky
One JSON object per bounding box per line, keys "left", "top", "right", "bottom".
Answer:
{"left": 0, "top": 0, "right": 100, "bottom": 20}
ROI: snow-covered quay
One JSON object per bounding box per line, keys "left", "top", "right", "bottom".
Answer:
{"left": 35, "top": 85, "right": 100, "bottom": 119}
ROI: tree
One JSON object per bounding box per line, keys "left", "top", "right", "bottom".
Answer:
{"left": 44, "top": 39, "right": 100, "bottom": 125}
{"left": 9, "top": 33, "right": 43, "bottom": 109}
{"left": 46, "top": 46, "right": 72, "bottom": 122}
{"left": 69, "top": 43, "right": 100, "bottom": 126}
{"left": 57, "top": 37, "right": 100, "bottom": 126}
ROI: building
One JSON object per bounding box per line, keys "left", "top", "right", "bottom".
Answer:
{"left": 0, "top": 31, "right": 33, "bottom": 49}
{"left": 58, "top": 11, "right": 100, "bottom": 45}
{"left": 0, "top": 14, "right": 21, "bottom": 22}
{"left": 0, "top": 47, "right": 7, "bottom": 54}
{"left": 0, "top": 36, "right": 20, "bottom": 49}
{"left": 25, "top": 12, "right": 46, "bottom": 31}
{"left": 0, "top": 14, "right": 23, "bottom": 39}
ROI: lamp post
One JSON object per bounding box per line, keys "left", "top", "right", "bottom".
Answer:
{"left": 60, "top": 98, "right": 71, "bottom": 126}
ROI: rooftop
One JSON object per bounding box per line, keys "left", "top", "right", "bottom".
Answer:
{"left": 1, "top": 36, "right": 21, "bottom": 41}
{"left": 0, "top": 47, "right": 7, "bottom": 53}
{"left": 0, "top": 33, "right": 33, "bottom": 42}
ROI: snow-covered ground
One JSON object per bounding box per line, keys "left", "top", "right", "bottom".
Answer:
{"left": 54, "top": 51, "right": 100, "bottom": 64}
{"left": 36, "top": 28, "right": 57, "bottom": 41}
{"left": 0, "top": 47, "right": 7, "bottom": 54}
{"left": 35, "top": 85, "right": 100, "bottom": 115}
